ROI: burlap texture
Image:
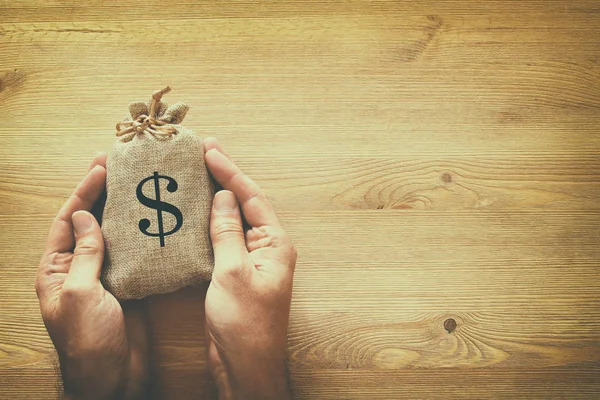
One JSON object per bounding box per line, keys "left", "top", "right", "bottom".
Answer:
{"left": 101, "top": 97, "right": 215, "bottom": 300}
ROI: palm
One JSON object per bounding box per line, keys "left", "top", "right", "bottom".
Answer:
{"left": 40, "top": 250, "right": 148, "bottom": 397}
{"left": 42, "top": 252, "right": 116, "bottom": 341}
{"left": 204, "top": 245, "right": 289, "bottom": 370}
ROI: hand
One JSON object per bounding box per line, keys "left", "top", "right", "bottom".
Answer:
{"left": 203, "top": 138, "right": 297, "bottom": 400}
{"left": 35, "top": 155, "right": 150, "bottom": 400}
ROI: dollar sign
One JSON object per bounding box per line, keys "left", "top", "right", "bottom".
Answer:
{"left": 136, "top": 171, "right": 183, "bottom": 247}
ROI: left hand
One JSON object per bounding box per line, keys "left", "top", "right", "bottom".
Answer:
{"left": 35, "top": 155, "right": 150, "bottom": 400}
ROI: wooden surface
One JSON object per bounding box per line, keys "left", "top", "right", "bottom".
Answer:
{"left": 1, "top": 1, "right": 600, "bottom": 398}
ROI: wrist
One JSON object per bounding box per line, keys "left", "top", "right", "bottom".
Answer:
{"left": 59, "top": 353, "right": 128, "bottom": 400}
{"left": 227, "top": 357, "right": 292, "bottom": 400}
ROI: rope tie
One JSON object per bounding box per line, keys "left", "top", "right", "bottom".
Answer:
{"left": 116, "top": 86, "right": 177, "bottom": 139}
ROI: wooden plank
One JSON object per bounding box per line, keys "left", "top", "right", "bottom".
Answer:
{"left": 2, "top": 62, "right": 600, "bottom": 129}
{"left": 1, "top": 0, "right": 599, "bottom": 23}
{"left": 2, "top": 156, "right": 600, "bottom": 217}
{"left": 289, "top": 369, "right": 600, "bottom": 399}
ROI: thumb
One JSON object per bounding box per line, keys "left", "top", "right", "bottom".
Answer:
{"left": 210, "top": 190, "right": 248, "bottom": 278}
{"left": 64, "top": 210, "right": 104, "bottom": 288}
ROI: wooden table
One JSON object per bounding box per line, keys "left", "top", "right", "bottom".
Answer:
{"left": 1, "top": 1, "right": 599, "bottom": 398}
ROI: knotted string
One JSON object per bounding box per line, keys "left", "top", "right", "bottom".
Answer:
{"left": 116, "top": 86, "right": 178, "bottom": 139}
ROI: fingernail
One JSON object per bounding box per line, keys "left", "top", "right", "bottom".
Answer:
{"left": 206, "top": 148, "right": 220, "bottom": 157}
{"left": 72, "top": 211, "right": 93, "bottom": 235}
{"left": 214, "top": 190, "right": 237, "bottom": 212}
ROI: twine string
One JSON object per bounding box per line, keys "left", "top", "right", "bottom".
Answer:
{"left": 116, "top": 86, "right": 177, "bottom": 139}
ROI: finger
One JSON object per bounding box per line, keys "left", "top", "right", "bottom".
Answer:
{"left": 88, "top": 153, "right": 108, "bottom": 223}
{"left": 63, "top": 210, "right": 104, "bottom": 288}
{"left": 90, "top": 190, "right": 107, "bottom": 226}
{"left": 88, "top": 152, "right": 108, "bottom": 171}
{"left": 203, "top": 137, "right": 232, "bottom": 161}
{"left": 210, "top": 190, "right": 248, "bottom": 277}
{"left": 205, "top": 148, "right": 280, "bottom": 228}
{"left": 44, "top": 165, "right": 106, "bottom": 255}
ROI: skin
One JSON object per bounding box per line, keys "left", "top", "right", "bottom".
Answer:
{"left": 35, "top": 138, "right": 296, "bottom": 400}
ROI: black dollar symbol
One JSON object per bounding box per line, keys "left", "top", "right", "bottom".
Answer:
{"left": 136, "top": 171, "right": 183, "bottom": 247}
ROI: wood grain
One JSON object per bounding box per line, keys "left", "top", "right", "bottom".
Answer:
{"left": 1, "top": 0, "right": 599, "bottom": 399}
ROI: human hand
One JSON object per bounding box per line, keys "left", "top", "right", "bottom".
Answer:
{"left": 35, "top": 155, "right": 149, "bottom": 400}
{"left": 203, "top": 138, "right": 297, "bottom": 400}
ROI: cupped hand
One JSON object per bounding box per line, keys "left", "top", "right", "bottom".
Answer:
{"left": 203, "top": 138, "right": 297, "bottom": 400}
{"left": 35, "top": 155, "right": 149, "bottom": 400}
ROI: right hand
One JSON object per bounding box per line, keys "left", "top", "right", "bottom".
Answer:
{"left": 203, "top": 138, "right": 297, "bottom": 400}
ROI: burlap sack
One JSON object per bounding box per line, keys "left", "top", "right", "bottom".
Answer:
{"left": 101, "top": 87, "right": 215, "bottom": 300}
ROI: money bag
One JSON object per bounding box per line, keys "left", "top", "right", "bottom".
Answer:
{"left": 101, "top": 87, "right": 215, "bottom": 300}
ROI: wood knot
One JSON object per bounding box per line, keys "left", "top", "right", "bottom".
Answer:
{"left": 444, "top": 318, "right": 457, "bottom": 333}
{"left": 441, "top": 172, "right": 453, "bottom": 184}
{"left": 0, "top": 69, "right": 26, "bottom": 93}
